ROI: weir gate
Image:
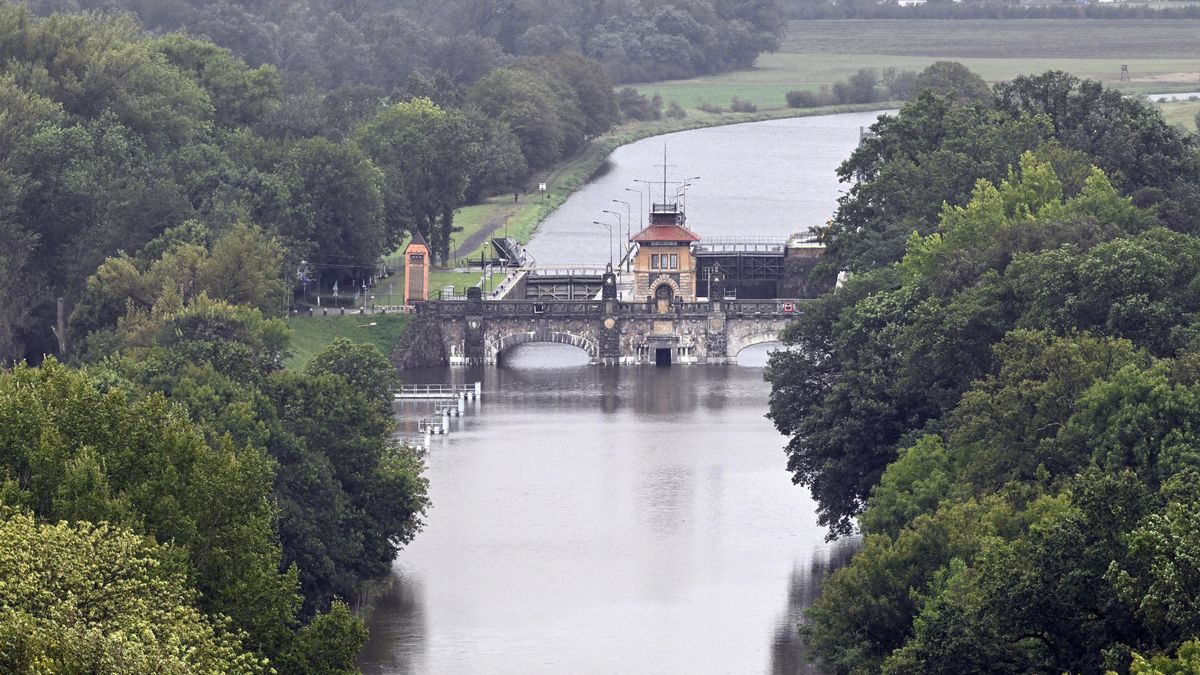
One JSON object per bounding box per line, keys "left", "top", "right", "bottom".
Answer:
{"left": 398, "top": 198, "right": 832, "bottom": 367}
{"left": 414, "top": 281, "right": 808, "bottom": 366}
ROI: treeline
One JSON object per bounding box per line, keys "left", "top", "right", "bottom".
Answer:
{"left": 0, "top": 296, "right": 428, "bottom": 670}
{"left": 784, "top": 1, "right": 1200, "bottom": 19}
{"left": 0, "top": 6, "right": 441, "bottom": 669}
{"left": 767, "top": 71, "right": 1200, "bottom": 671}
{"left": 786, "top": 61, "right": 992, "bottom": 108}
{"left": 19, "top": 0, "right": 783, "bottom": 86}
{"left": 0, "top": 4, "right": 621, "bottom": 363}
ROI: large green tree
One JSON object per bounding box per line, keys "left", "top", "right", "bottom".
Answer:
{"left": 0, "top": 509, "right": 267, "bottom": 674}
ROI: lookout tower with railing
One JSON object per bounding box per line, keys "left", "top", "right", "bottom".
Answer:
{"left": 630, "top": 202, "right": 701, "bottom": 308}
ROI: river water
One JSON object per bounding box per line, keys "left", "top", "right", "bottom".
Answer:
{"left": 358, "top": 110, "right": 887, "bottom": 674}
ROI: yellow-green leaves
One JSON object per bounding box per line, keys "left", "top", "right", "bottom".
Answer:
{"left": 0, "top": 509, "right": 266, "bottom": 674}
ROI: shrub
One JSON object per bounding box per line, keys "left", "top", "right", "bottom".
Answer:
{"left": 730, "top": 96, "right": 758, "bottom": 113}
{"left": 786, "top": 88, "right": 835, "bottom": 108}
{"left": 616, "top": 87, "right": 661, "bottom": 121}
{"left": 666, "top": 101, "right": 687, "bottom": 118}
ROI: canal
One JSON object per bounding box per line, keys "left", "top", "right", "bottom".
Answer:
{"left": 358, "top": 110, "right": 889, "bottom": 674}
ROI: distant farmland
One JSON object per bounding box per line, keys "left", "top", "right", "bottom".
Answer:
{"left": 636, "top": 19, "right": 1200, "bottom": 112}
{"left": 780, "top": 19, "right": 1200, "bottom": 59}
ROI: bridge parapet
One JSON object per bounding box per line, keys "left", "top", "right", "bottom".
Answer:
{"left": 412, "top": 297, "right": 807, "bottom": 366}
{"left": 417, "top": 298, "right": 808, "bottom": 318}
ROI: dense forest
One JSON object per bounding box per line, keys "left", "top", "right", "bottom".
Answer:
{"left": 0, "top": 0, "right": 784, "bottom": 365}
{"left": 0, "top": 5, "right": 579, "bottom": 363}
{"left": 767, "top": 72, "right": 1200, "bottom": 671}
{"left": 19, "top": 0, "right": 783, "bottom": 85}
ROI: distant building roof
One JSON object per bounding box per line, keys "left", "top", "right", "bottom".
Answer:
{"left": 631, "top": 223, "right": 701, "bottom": 243}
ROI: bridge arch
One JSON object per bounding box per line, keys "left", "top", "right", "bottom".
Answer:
{"left": 726, "top": 324, "right": 790, "bottom": 360}
{"left": 487, "top": 329, "right": 599, "bottom": 364}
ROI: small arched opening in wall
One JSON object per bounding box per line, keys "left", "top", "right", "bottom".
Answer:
{"left": 490, "top": 331, "right": 599, "bottom": 368}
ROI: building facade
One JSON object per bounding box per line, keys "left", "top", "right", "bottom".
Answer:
{"left": 630, "top": 203, "right": 701, "bottom": 307}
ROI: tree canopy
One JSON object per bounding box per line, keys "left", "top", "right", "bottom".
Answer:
{"left": 0, "top": 5, "right": 620, "bottom": 364}
{"left": 768, "top": 72, "right": 1200, "bottom": 672}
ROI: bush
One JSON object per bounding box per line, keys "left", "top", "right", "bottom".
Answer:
{"left": 666, "top": 101, "right": 687, "bottom": 118}
{"left": 786, "top": 88, "right": 835, "bottom": 109}
{"left": 697, "top": 102, "right": 726, "bottom": 114}
{"left": 883, "top": 67, "right": 919, "bottom": 100}
{"left": 730, "top": 96, "right": 758, "bottom": 113}
{"left": 834, "top": 68, "right": 881, "bottom": 104}
{"left": 616, "top": 87, "right": 661, "bottom": 121}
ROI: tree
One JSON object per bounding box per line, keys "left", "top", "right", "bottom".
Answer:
{"left": 911, "top": 61, "right": 991, "bottom": 103}
{"left": 0, "top": 509, "right": 267, "bottom": 675}
{"left": 280, "top": 137, "right": 387, "bottom": 274}
{"left": 0, "top": 358, "right": 301, "bottom": 659}
{"left": 355, "top": 98, "right": 472, "bottom": 263}
{"left": 468, "top": 68, "right": 567, "bottom": 169}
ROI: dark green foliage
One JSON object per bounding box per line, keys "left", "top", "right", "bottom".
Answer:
{"left": 18, "top": 0, "right": 782, "bottom": 87}
{"left": 99, "top": 296, "right": 429, "bottom": 619}
{"left": 0, "top": 5, "right": 617, "bottom": 363}
{"left": 910, "top": 60, "right": 991, "bottom": 103}
{"left": 822, "top": 71, "right": 1197, "bottom": 273}
{"left": 617, "top": 87, "right": 663, "bottom": 121}
{"left": 772, "top": 73, "right": 1200, "bottom": 673}
{"left": 0, "top": 359, "right": 301, "bottom": 659}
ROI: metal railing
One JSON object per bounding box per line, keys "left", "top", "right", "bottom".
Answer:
{"left": 527, "top": 265, "right": 608, "bottom": 276}
{"left": 418, "top": 297, "right": 811, "bottom": 318}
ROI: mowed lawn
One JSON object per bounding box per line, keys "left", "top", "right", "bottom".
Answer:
{"left": 636, "top": 19, "right": 1200, "bottom": 111}
{"left": 285, "top": 313, "right": 412, "bottom": 369}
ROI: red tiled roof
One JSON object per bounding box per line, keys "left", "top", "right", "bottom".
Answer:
{"left": 631, "top": 224, "right": 701, "bottom": 243}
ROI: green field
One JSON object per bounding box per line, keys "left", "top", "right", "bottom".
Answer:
{"left": 285, "top": 313, "right": 412, "bottom": 369}
{"left": 637, "top": 19, "right": 1200, "bottom": 111}
{"left": 1160, "top": 98, "right": 1200, "bottom": 131}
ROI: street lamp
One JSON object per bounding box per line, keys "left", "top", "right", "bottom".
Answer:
{"left": 634, "top": 179, "right": 654, "bottom": 210}
{"left": 624, "top": 187, "right": 643, "bottom": 229}
{"left": 592, "top": 221, "right": 613, "bottom": 267}
{"left": 612, "top": 199, "right": 632, "bottom": 267}
{"left": 675, "top": 176, "right": 701, "bottom": 197}
{"left": 612, "top": 199, "right": 631, "bottom": 230}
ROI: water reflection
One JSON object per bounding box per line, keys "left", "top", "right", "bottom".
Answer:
{"left": 360, "top": 345, "right": 857, "bottom": 674}
{"left": 769, "top": 540, "right": 861, "bottom": 675}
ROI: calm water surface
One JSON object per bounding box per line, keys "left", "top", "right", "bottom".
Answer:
{"left": 360, "top": 111, "right": 887, "bottom": 674}
{"left": 528, "top": 111, "right": 889, "bottom": 264}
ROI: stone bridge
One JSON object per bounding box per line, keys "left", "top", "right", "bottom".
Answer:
{"left": 414, "top": 287, "right": 804, "bottom": 366}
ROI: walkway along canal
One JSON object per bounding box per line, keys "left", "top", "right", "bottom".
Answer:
{"left": 358, "top": 110, "right": 889, "bottom": 674}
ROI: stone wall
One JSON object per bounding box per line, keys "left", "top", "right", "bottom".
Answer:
{"left": 398, "top": 299, "right": 803, "bottom": 367}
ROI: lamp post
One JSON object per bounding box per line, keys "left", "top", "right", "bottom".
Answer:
{"left": 624, "top": 187, "right": 643, "bottom": 229}
{"left": 612, "top": 199, "right": 632, "bottom": 267}
{"left": 634, "top": 179, "right": 654, "bottom": 211}
{"left": 675, "top": 176, "right": 700, "bottom": 197}
{"left": 592, "top": 221, "right": 613, "bottom": 268}
{"left": 675, "top": 176, "right": 700, "bottom": 210}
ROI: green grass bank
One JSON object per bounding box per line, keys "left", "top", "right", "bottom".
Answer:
{"left": 285, "top": 313, "right": 412, "bottom": 370}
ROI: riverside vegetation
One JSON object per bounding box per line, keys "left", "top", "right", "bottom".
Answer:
{"left": 766, "top": 72, "right": 1200, "bottom": 671}
{"left": 0, "top": 0, "right": 786, "bottom": 671}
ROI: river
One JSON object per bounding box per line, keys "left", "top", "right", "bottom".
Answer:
{"left": 358, "top": 110, "right": 888, "bottom": 674}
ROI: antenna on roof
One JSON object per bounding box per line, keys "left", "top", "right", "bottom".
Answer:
{"left": 654, "top": 143, "right": 676, "bottom": 205}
